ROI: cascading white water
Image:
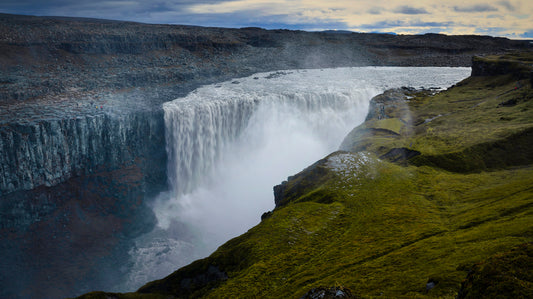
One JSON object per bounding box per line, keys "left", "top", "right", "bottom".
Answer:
{"left": 163, "top": 85, "right": 374, "bottom": 199}
{"left": 119, "top": 67, "right": 470, "bottom": 291}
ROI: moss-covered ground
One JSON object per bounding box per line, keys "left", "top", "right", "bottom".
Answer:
{"left": 77, "top": 52, "right": 533, "bottom": 298}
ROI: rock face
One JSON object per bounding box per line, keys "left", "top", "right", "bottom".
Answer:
{"left": 300, "top": 286, "right": 359, "bottom": 299}
{"left": 273, "top": 155, "right": 334, "bottom": 208}
{"left": 339, "top": 87, "right": 419, "bottom": 156}
{"left": 471, "top": 54, "right": 533, "bottom": 78}
{"left": 0, "top": 111, "right": 166, "bottom": 195}
{"left": 0, "top": 163, "right": 158, "bottom": 298}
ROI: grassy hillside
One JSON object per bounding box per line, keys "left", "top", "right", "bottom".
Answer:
{"left": 77, "top": 52, "right": 533, "bottom": 298}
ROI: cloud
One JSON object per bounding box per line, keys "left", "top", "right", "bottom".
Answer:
{"left": 358, "top": 20, "right": 405, "bottom": 30}
{"left": 367, "top": 7, "right": 383, "bottom": 15}
{"left": 520, "top": 30, "right": 533, "bottom": 38}
{"left": 453, "top": 4, "right": 498, "bottom": 13}
{"left": 473, "top": 26, "right": 512, "bottom": 37}
{"left": 393, "top": 5, "right": 429, "bottom": 15}
{"left": 412, "top": 21, "right": 453, "bottom": 27}
{"left": 0, "top": 0, "right": 232, "bottom": 19}
{"left": 0, "top": 0, "right": 531, "bottom": 38}
{"left": 497, "top": 0, "right": 516, "bottom": 11}
{"left": 357, "top": 19, "right": 453, "bottom": 31}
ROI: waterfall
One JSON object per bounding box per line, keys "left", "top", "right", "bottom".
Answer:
{"left": 163, "top": 88, "right": 375, "bottom": 197}
{"left": 163, "top": 95, "right": 256, "bottom": 196}
{"left": 120, "top": 67, "right": 471, "bottom": 291}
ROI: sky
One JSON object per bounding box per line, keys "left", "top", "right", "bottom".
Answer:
{"left": 1, "top": 0, "right": 532, "bottom": 38}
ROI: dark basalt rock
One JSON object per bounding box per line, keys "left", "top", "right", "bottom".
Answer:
{"left": 364, "top": 88, "right": 416, "bottom": 121}
{"left": 471, "top": 55, "right": 533, "bottom": 78}
{"left": 0, "top": 110, "right": 166, "bottom": 196}
{"left": 273, "top": 155, "right": 333, "bottom": 208}
{"left": 379, "top": 147, "right": 421, "bottom": 164}
{"left": 339, "top": 88, "right": 418, "bottom": 155}
{"left": 137, "top": 263, "right": 229, "bottom": 297}
{"left": 179, "top": 265, "right": 228, "bottom": 290}
{"left": 300, "top": 286, "right": 359, "bottom": 299}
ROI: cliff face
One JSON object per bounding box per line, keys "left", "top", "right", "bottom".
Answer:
{"left": 0, "top": 111, "right": 165, "bottom": 195}
{"left": 0, "top": 109, "right": 166, "bottom": 298}
{"left": 471, "top": 53, "right": 533, "bottom": 79}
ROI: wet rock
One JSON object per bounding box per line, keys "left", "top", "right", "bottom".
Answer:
{"left": 300, "top": 286, "right": 359, "bottom": 299}
{"left": 179, "top": 265, "right": 228, "bottom": 290}
{"left": 426, "top": 278, "right": 438, "bottom": 291}
{"left": 261, "top": 211, "right": 272, "bottom": 221}
{"left": 138, "top": 264, "right": 229, "bottom": 296}
{"left": 379, "top": 147, "right": 421, "bottom": 164}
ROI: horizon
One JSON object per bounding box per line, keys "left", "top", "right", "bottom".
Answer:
{"left": 3, "top": 12, "right": 533, "bottom": 41}
{"left": 1, "top": 1, "right": 532, "bottom": 39}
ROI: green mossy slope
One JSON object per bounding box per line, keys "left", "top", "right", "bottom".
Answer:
{"left": 78, "top": 52, "right": 533, "bottom": 298}
{"left": 457, "top": 243, "right": 533, "bottom": 298}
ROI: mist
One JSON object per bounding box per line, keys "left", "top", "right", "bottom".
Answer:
{"left": 118, "top": 67, "right": 470, "bottom": 291}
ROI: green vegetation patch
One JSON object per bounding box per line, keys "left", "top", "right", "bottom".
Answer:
{"left": 132, "top": 151, "right": 532, "bottom": 298}
{"left": 457, "top": 243, "right": 533, "bottom": 299}
{"left": 365, "top": 118, "right": 405, "bottom": 135}
{"left": 82, "top": 166, "right": 533, "bottom": 298}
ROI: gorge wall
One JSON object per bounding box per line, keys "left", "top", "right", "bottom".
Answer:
{"left": 0, "top": 111, "right": 165, "bottom": 195}
{"left": 2, "top": 13, "right": 531, "bottom": 193}
{"left": 1, "top": 13, "right": 531, "bottom": 197}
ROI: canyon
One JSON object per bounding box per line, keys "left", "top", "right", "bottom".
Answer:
{"left": 0, "top": 13, "right": 532, "bottom": 298}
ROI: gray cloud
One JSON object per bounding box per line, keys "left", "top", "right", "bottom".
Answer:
{"left": 474, "top": 26, "right": 509, "bottom": 36}
{"left": 367, "top": 7, "right": 383, "bottom": 15}
{"left": 412, "top": 21, "right": 453, "bottom": 27}
{"left": 453, "top": 4, "right": 498, "bottom": 13}
{"left": 0, "top": 0, "right": 526, "bottom": 37}
{"left": 358, "top": 20, "right": 452, "bottom": 30}
{"left": 0, "top": 0, "right": 232, "bottom": 20}
{"left": 0, "top": 0, "right": 352, "bottom": 29}
{"left": 152, "top": 10, "right": 350, "bottom": 30}
{"left": 497, "top": 0, "right": 516, "bottom": 11}
{"left": 393, "top": 6, "right": 429, "bottom": 15}
{"left": 358, "top": 20, "right": 404, "bottom": 30}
